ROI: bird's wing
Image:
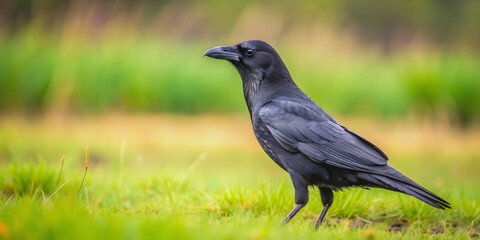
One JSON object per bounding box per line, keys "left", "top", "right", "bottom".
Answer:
{"left": 259, "top": 100, "right": 388, "bottom": 172}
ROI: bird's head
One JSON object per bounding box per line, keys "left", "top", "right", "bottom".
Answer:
{"left": 203, "top": 40, "right": 292, "bottom": 87}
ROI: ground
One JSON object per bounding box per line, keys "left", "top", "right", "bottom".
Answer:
{"left": 0, "top": 114, "right": 479, "bottom": 239}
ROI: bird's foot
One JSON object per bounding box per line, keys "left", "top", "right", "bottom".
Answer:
{"left": 281, "top": 216, "right": 291, "bottom": 225}
{"left": 280, "top": 204, "right": 305, "bottom": 226}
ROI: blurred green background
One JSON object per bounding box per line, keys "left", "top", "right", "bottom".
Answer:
{"left": 1, "top": 0, "right": 479, "bottom": 125}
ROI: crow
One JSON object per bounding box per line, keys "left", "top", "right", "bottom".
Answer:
{"left": 203, "top": 40, "right": 450, "bottom": 228}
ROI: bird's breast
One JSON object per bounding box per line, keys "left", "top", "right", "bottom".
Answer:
{"left": 252, "top": 119, "right": 287, "bottom": 171}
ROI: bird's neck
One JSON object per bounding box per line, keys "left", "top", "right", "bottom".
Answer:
{"left": 236, "top": 65, "right": 295, "bottom": 117}
{"left": 241, "top": 74, "right": 261, "bottom": 115}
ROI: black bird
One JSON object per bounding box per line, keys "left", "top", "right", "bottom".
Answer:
{"left": 203, "top": 40, "right": 450, "bottom": 228}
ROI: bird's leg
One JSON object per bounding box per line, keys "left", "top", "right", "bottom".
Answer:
{"left": 282, "top": 204, "right": 305, "bottom": 224}
{"left": 315, "top": 203, "right": 331, "bottom": 229}
{"left": 282, "top": 175, "right": 309, "bottom": 224}
{"left": 315, "top": 187, "right": 334, "bottom": 229}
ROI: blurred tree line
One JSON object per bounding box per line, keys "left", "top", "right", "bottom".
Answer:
{"left": 0, "top": 0, "right": 479, "bottom": 126}
{"left": 1, "top": 0, "right": 479, "bottom": 52}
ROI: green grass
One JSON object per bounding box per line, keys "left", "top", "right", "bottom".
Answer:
{"left": 0, "top": 115, "right": 479, "bottom": 239}
{"left": 0, "top": 161, "right": 478, "bottom": 239}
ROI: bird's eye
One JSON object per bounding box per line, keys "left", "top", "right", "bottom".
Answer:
{"left": 246, "top": 49, "right": 255, "bottom": 56}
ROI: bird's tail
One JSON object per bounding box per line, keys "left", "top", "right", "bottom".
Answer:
{"left": 358, "top": 168, "right": 451, "bottom": 210}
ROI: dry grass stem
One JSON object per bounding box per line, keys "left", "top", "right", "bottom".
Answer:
{"left": 73, "top": 146, "right": 89, "bottom": 208}
{"left": 42, "top": 179, "right": 72, "bottom": 206}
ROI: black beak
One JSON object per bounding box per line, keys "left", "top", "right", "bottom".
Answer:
{"left": 203, "top": 46, "right": 241, "bottom": 62}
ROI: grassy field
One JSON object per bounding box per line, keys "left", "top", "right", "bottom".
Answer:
{"left": 0, "top": 114, "right": 479, "bottom": 239}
